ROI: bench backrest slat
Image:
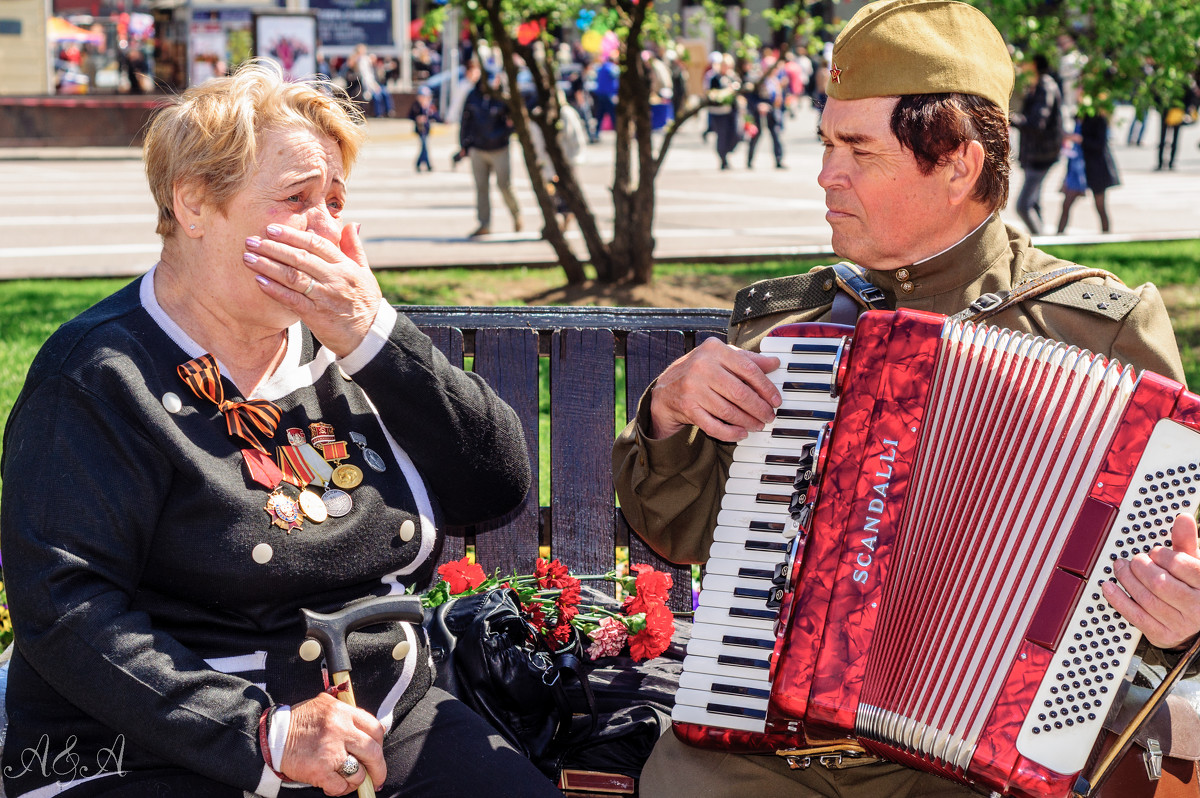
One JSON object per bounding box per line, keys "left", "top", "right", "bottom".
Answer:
{"left": 551, "top": 329, "right": 618, "bottom": 591}
{"left": 406, "top": 306, "right": 730, "bottom": 613}
{"left": 471, "top": 328, "right": 542, "bottom": 572}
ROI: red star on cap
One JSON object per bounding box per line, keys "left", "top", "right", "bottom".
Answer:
{"left": 830, "top": 62, "right": 842, "bottom": 83}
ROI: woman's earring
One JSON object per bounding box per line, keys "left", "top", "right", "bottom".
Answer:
{"left": 189, "top": 224, "right": 196, "bottom": 230}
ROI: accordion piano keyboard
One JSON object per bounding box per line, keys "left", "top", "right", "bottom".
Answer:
{"left": 672, "top": 333, "right": 844, "bottom": 733}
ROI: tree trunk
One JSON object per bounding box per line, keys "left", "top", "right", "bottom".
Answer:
{"left": 607, "top": 3, "right": 653, "bottom": 284}
{"left": 480, "top": 7, "right": 587, "bottom": 284}
{"left": 516, "top": 39, "right": 613, "bottom": 280}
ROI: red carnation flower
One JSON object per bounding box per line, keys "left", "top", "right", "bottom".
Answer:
{"left": 628, "top": 604, "right": 674, "bottom": 662}
{"left": 438, "top": 557, "right": 486, "bottom": 595}
{"left": 547, "top": 620, "right": 574, "bottom": 646}
{"left": 557, "top": 601, "right": 579, "bottom": 624}
{"left": 535, "top": 558, "right": 576, "bottom": 590}
{"left": 622, "top": 564, "right": 673, "bottom": 615}
{"left": 522, "top": 601, "right": 548, "bottom": 632}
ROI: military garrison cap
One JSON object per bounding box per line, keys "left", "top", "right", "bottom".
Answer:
{"left": 826, "top": 0, "right": 1015, "bottom": 112}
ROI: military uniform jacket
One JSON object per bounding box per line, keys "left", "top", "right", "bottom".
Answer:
{"left": 613, "top": 215, "right": 1185, "bottom": 567}
{"left": 0, "top": 270, "right": 530, "bottom": 796}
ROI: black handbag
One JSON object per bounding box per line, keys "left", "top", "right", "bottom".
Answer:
{"left": 425, "top": 587, "right": 597, "bottom": 774}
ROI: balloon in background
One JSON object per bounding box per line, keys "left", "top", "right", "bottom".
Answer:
{"left": 580, "top": 29, "right": 602, "bottom": 54}
{"left": 600, "top": 30, "right": 620, "bottom": 60}
{"left": 516, "top": 18, "right": 545, "bottom": 46}
{"left": 575, "top": 9, "right": 596, "bottom": 31}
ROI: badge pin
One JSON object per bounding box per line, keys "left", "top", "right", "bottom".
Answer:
{"left": 309, "top": 422, "right": 336, "bottom": 449}
{"left": 286, "top": 427, "right": 307, "bottom": 446}
{"left": 265, "top": 490, "right": 304, "bottom": 533}
{"left": 350, "top": 431, "right": 387, "bottom": 473}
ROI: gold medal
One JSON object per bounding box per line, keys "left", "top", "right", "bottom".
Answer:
{"left": 298, "top": 489, "right": 328, "bottom": 523}
{"left": 332, "top": 464, "right": 363, "bottom": 489}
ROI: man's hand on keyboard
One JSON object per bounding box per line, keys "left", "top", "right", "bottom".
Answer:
{"left": 649, "top": 337, "right": 781, "bottom": 442}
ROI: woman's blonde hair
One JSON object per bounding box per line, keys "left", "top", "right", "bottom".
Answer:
{"left": 143, "top": 60, "right": 366, "bottom": 237}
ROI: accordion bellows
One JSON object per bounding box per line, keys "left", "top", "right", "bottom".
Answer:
{"left": 673, "top": 308, "right": 1200, "bottom": 798}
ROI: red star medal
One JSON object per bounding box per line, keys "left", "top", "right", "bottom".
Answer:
{"left": 830, "top": 62, "right": 842, "bottom": 84}
{"left": 265, "top": 490, "right": 304, "bottom": 533}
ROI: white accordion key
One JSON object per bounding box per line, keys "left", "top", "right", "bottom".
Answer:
{"left": 699, "top": 572, "right": 774, "bottom": 599}
{"left": 703, "top": 558, "right": 779, "bottom": 580}
{"left": 721, "top": 491, "right": 792, "bottom": 516}
{"left": 672, "top": 700, "right": 768, "bottom": 733}
{"left": 694, "top": 604, "right": 776, "bottom": 632}
{"left": 681, "top": 651, "right": 773, "bottom": 682}
{"left": 688, "top": 619, "right": 776, "bottom": 647}
{"left": 723, "top": 476, "right": 799, "bottom": 499}
{"left": 728, "top": 460, "right": 810, "bottom": 483}
{"left": 707, "top": 542, "right": 791, "bottom": 566}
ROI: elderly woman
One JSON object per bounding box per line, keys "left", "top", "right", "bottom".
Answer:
{"left": 1, "top": 62, "right": 562, "bottom": 798}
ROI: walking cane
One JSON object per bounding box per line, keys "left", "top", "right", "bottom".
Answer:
{"left": 300, "top": 595, "right": 425, "bottom": 798}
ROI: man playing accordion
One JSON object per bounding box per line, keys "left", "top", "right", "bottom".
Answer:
{"left": 613, "top": 2, "right": 1199, "bottom": 796}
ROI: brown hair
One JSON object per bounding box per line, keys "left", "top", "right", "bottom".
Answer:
{"left": 143, "top": 60, "right": 365, "bottom": 238}
{"left": 891, "top": 93, "right": 1011, "bottom": 212}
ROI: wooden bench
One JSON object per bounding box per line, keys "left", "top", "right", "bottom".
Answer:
{"left": 401, "top": 305, "right": 731, "bottom": 612}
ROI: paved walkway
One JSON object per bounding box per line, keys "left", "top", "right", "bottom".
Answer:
{"left": 1, "top": 102, "right": 1198, "bottom": 280}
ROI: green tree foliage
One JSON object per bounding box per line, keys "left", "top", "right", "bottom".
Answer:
{"left": 969, "top": 1, "right": 1200, "bottom": 114}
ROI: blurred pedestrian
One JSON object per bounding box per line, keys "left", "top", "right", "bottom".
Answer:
{"left": 1058, "top": 110, "right": 1119, "bottom": 233}
{"left": 349, "top": 44, "right": 394, "bottom": 118}
{"left": 592, "top": 56, "right": 619, "bottom": 138}
{"left": 708, "top": 54, "right": 741, "bottom": 170}
{"left": 529, "top": 91, "right": 588, "bottom": 230}
{"left": 1011, "top": 54, "right": 1063, "bottom": 235}
{"left": 457, "top": 70, "right": 521, "bottom": 236}
{"left": 1156, "top": 77, "right": 1197, "bottom": 171}
{"left": 744, "top": 56, "right": 785, "bottom": 169}
{"left": 667, "top": 49, "right": 688, "bottom": 122}
{"left": 408, "top": 86, "right": 441, "bottom": 172}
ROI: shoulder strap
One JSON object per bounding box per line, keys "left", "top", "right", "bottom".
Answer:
{"left": 949, "top": 264, "right": 1120, "bottom": 324}
{"left": 828, "top": 262, "right": 889, "bottom": 326}
{"left": 730, "top": 269, "right": 839, "bottom": 325}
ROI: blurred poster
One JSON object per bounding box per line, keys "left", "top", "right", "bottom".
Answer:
{"left": 189, "top": 9, "right": 253, "bottom": 86}
{"left": 253, "top": 12, "right": 318, "bottom": 82}
{"left": 308, "top": 0, "right": 392, "bottom": 50}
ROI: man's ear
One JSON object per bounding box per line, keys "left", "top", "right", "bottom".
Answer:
{"left": 947, "top": 140, "right": 986, "bottom": 206}
{"left": 172, "top": 180, "right": 206, "bottom": 237}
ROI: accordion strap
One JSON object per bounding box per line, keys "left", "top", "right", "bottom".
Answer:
{"left": 829, "top": 262, "right": 890, "bottom": 326}
{"left": 950, "top": 265, "right": 1118, "bottom": 324}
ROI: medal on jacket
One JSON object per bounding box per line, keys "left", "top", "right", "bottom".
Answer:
{"left": 332, "top": 465, "right": 363, "bottom": 490}
{"left": 350, "top": 431, "right": 387, "bottom": 473}
{"left": 317, "top": 428, "right": 364, "bottom": 490}
{"left": 298, "top": 489, "right": 328, "bottom": 523}
{"left": 265, "top": 489, "right": 304, "bottom": 532}
{"left": 309, "top": 422, "right": 336, "bottom": 449}
{"left": 321, "top": 488, "right": 353, "bottom": 517}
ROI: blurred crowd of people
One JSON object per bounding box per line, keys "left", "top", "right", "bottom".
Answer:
{"left": 699, "top": 46, "right": 829, "bottom": 171}
{"left": 1011, "top": 33, "right": 1200, "bottom": 236}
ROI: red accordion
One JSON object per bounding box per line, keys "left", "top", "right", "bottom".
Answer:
{"left": 673, "top": 308, "right": 1200, "bottom": 798}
